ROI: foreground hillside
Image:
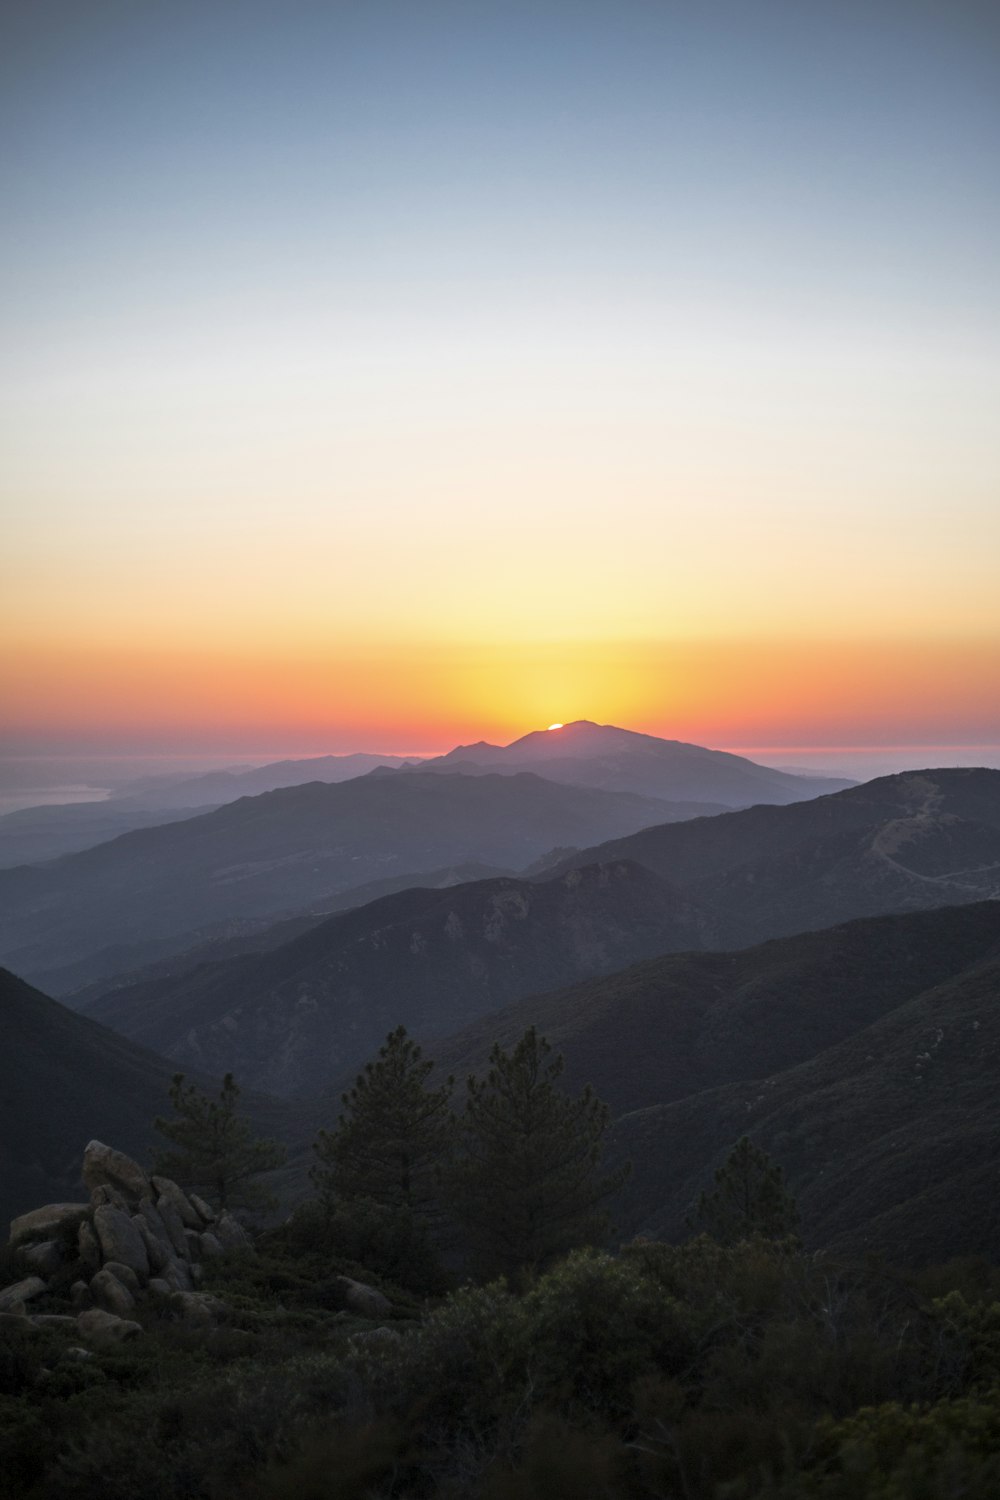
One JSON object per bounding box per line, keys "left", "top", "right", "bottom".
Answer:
{"left": 0, "top": 770, "right": 682, "bottom": 991}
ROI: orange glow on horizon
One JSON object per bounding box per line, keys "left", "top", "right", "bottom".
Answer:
{"left": 4, "top": 634, "right": 999, "bottom": 754}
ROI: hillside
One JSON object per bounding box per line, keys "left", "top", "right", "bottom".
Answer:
{"left": 420, "top": 719, "right": 853, "bottom": 805}
{"left": 0, "top": 800, "right": 222, "bottom": 869}
{"left": 79, "top": 861, "right": 704, "bottom": 1096}
{"left": 0, "top": 968, "right": 299, "bottom": 1226}
{"left": 111, "top": 750, "right": 420, "bottom": 809}
{"left": 552, "top": 768, "right": 1000, "bottom": 945}
{"left": 429, "top": 899, "right": 1000, "bottom": 1262}
{"left": 609, "top": 942, "right": 1000, "bottom": 1265}
{"left": 0, "top": 771, "right": 683, "bottom": 992}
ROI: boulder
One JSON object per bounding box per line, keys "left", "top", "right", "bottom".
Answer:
{"left": 161, "top": 1259, "right": 193, "bottom": 1293}
{"left": 22, "top": 1240, "right": 66, "bottom": 1277}
{"left": 9, "top": 1203, "right": 89, "bottom": 1248}
{"left": 199, "top": 1232, "right": 224, "bottom": 1259}
{"left": 82, "top": 1141, "right": 151, "bottom": 1201}
{"left": 90, "top": 1267, "right": 136, "bottom": 1317}
{"left": 31, "top": 1315, "right": 77, "bottom": 1328}
{"left": 152, "top": 1178, "right": 202, "bottom": 1230}
{"left": 336, "top": 1276, "right": 391, "bottom": 1319}
{"left": 90, "top": 1184, "right": 128, "bottom": 1212}
{"left": 70, "top": 1280, "right": 93, "bottom": 1310}
{"left": 214, "top": 1212, "right": 253, "bottom": 1252}
{"left": 0, "top": 1312, "right": 38, "bottom": 1333}
{"left": 183, "top": 1229, "right": 203, "bottom": 1262}
{"left": 76, "top": 1308, "right": 143, "bottom": 1347}
{"left": 93, "top": 1206, "right": 150, "bottom": 1281}
{"left": 154, "top": 1196, "right": 189, "bottom": 1258}
{"left": 103, "top": 1261, "right": 140, "bottom": 1296}
{"left": 147, "top": 1278, "right": 172, "bottom": 1296}
{"left": 135, "top": 1215, "right": 171, "bottom": 1273}
{"left": 172, "top": 1292, "right": 226, "bottom": 1329}
{"left": 0, "top": 1277, "right": 48, "bottom": 1313}
{"left": 78, "top": 1220, "right": 101, "bottom": 1272}
{"left": 189, "top": 1194, "right": 216, "bottom": 1224}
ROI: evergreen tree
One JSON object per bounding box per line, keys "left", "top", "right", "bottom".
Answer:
{"left": 693, "top": 1135, "right": 799, "bottom": 1244}
{"left": 153, "top": 1072, "right": 286, "bottom": 1213}
{"left": 312, "top": 1026, "right": 454, "bottom": 1220}
{"left": 447, "top": 1026, "right": 629, "bottom": 1281}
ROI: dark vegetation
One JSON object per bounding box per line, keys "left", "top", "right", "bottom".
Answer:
{"left": 6, "top": 1157, "right": 1000, "bottom": 1496}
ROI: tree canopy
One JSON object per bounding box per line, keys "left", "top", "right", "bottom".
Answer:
{"left": 312, "top": 1026, "right": 454, "bottom": 1220}
{"left": 152, "top": 1071, "right": 286, "bottom": 1213}
{"left": 447, "top": 1025, "right": 628, "bottom": 1280}
{"left": 693, "top": 1135, "right": 799, "bottom": 1245}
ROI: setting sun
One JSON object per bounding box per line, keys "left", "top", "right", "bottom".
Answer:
{"left": 547, "top": 723, "right": 564, "bottom": 731}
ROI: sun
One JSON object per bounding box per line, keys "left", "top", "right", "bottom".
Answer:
{"left": 547, "top": 723, "right": 564, "bottom": 731}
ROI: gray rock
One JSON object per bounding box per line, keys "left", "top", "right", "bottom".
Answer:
{"left": 90, "top": 1184, "right": 129, "bottom": 1212}
{"left": 103, "top": 1261, "right": 140, "bottom": 1295}
{"left": 93, "top": 1206, "right": 149, "bottom": 1281}
{"left": 9, "top": 1203, "right": 90, "bottom": 1248}
{"left": 70, "top": 1280, "right": 93, "bottom": 1310}
{"left": 77, "top": 1308, "right": 143, "bottom": 1347}
{"left": 0, "top": 1311, "right": 38, "bottom": 1332}
{"left": 90, "top": 1267, "right": 136, "bottom": 1317}
{"left": 172, "top": 1292, "right": 226, "bottom": 1328}
{"left": 154, "top": 1196, "right": 189, "bottom": 1258}
{"left": 189, "top": 1193, "right": 216, "bottom": 1224}
{"left": 183, "top": 1229, "right": 203, "bottom": 1261}
{"left": 82, "top": 1141, "right": 151, "bottom": 1201}
{"left": 199, "top": 1232, "right": 224, "bottom": 1259}
{"left": 31, "top": 1315, "right": 77, "bottom": 1328}
{"left": 78, "top": 1220, "right": 101, "bottom": 1272}
{"left": 161, "top": 1259, "right": 193, "bottom": 1293}
{"left": 0, "top": 1277, "right": 48, "bottom": 1313}
{"left": 336, "top": 1276, "right": 391, "bottom": 1319}
{"left": 147, "top": 1277, "right": 172, "bottom": 1296}
{"left": 214, "top": 1212, "right": 253, "bottom": 1252}
{"left": 22, "top": 1240, "right": 65, "bottom": 1277}
{"left": 152, "top": 1178, "right": 201, "bottom": 1230}
{"left": 135, "top": 1215, "right": 171, "bottom": 1273}
{"left": 189, "top": 1262, "right": 204, "bottom": 1286}
{"left": 64, "top": 1345, "right": 94, "bottom": 1360}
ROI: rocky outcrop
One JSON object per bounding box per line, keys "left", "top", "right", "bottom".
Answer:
{"left": 0, "top": 1141, "right": 250, "bottom": 1345}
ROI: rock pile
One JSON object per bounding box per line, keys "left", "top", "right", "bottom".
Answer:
{"left": 1, "top": 1141, "right": 252, "bottom": 1347}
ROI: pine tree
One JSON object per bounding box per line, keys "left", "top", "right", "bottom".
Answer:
{"left": 312, "top": 1026, "right": 454, "bottom": 1220}
{"left": 447, "top": 1026, "right": 629, "bottom": 1281}
{"left": 693, "top": 1136, "right": 799, "bottom": 1244}
{"left": 153, "top": 1072, "right": 286, "bottom": 1213}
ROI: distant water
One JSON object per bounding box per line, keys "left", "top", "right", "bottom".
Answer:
{"left": 0, "top": 786, "right": 112, "bottom": 816}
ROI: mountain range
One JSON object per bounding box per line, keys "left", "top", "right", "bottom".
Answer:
{"left": 70, "top": 768, "right": 1000, "bottom": 1098}
{"left": 416, "top": 719, "right": 853, "bottom": 804}
{"left": 0, "top": 770, "right": 693, "bottom": 992}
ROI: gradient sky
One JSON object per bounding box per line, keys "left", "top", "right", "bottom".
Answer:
{"left": 3, "top": 0, "right": 999, "bottom": 756}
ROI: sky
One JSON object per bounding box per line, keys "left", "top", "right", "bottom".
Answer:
{"left": 2, "top": 0, "right": 999, "bottom": 763}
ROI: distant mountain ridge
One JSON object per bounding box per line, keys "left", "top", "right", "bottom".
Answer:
{"left": 73, "top": 768, "right": 1000, "bottom": 1099}
{"left": 418, "top": 719, "right": 854, "bottom": 806}
{"left": 0, "top": 771, "right": 692, "bottom": 991}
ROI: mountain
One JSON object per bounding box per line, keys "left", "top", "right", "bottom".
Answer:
{"left": 0, "top": 771, "right": 689, "bottom": 993}
{"left": 78, "top": 862, "right": 704, "bottom": 1096}
{"left": 111, "top": 751, "right": 421, "bottom": 810}
{"left": 0, "top": 753, "right": 424, "bottom": 868}
{"left": 37, "top": 862, "right": 513, "bottom": 999}
{"left": 0, "top": 800, "right": 222, "bottom": 869}
{"left": 608, "top": 934, "right": 1000, "bottom": 1265}
{"left": 551, "top": 768, "right": 1000, "bottom": 947}
{"left": 69, "top": 768, "right": 1000, "bottom": 1095}
{"left": 429, "top": 900, "right": 1000, "bottom": 1263}
{"left": 0, "top": 967, "right": 299, "bottom": 1226}
{"left": 419, "top": 719, "right": 853, "bottom": 806}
